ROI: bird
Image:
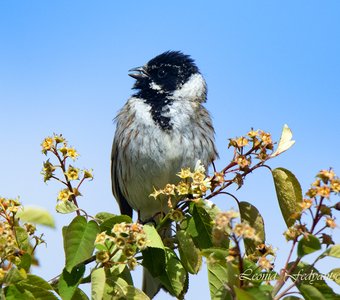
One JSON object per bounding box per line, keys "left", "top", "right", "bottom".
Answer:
{"left": 111, "top": 50, "right": 217, "bottom": 298}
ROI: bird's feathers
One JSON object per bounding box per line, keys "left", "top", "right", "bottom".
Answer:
{"left": 111, "top": 51, "right": 217, "bottom": 298}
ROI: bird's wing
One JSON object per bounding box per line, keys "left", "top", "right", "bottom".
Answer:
{"left": 111, "top": 139, "right": 133, "bottom": 218}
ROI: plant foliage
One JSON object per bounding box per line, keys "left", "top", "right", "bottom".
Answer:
{"left": 0, "top": 126, "right": 339, "bottom": 299}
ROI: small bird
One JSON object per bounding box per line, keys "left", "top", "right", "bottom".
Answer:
{"left": 111, "top": 50, "right": 217, "bottom": 297}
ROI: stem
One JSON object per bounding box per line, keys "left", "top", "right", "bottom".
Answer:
{"left": 222, "top": 161, "right": 237, "bottom": 174}
{"left": 314, "top": 225, "right": 327, "bottom": 236}
{"left": 76, "top": 176, "right": 86, "bottom": 191}
{"left": 310, "top": 197, "right": 324, "bottom": 234}
{"left": 218, "top": 192, "right": 240, "bottom": 206}
{"left": 30, "top": 238, "right": 41, "bottom": 255}
{"left": 206, "top": 181, "right": 234, "bottom": 200}
{"left": 53, "top": 149, "right": 80, "bottom": 216}
{"left": 51, "top": 176, "right": 68, "bottom": 186}
{"left": 206, "top": 162, "right": 266, "bottom": 200}
{"left": 272, "top": 238, "right": 298, "bottom": 297}
{"left": 273, "top": 195, "right": 326, "bottom": 299}
{"left": 233, "top": 235, "right": 244, "bottom": 287}
{"left": 275, "top": 282, "right": 301, "bottom": 300}
{"left": 273, "top": 259, "right": 302, "bottom": 300}
{"left": 274, "top": 253, "right": 326, "bottom": 300}
{"left": 156, "top": 213, "right": 172, "bottom": 232}
{"left": 308, "top": 207, "right": 314, "bottom": 220}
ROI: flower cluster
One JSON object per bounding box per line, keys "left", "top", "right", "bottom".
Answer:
{"left": 41, "top": 134, "right": 93, "bottom": 211}
{"left": 150, "top": 160, "right": 212, "bottom": 204}
{"left": 94, "top": 222, "right": 148, "bottom": 270}
{"left": 0, "top": 218, "right": 19, "bottom": 266}
{"left": 307, "top": 169, "right": 340, "bottom": 198}
{"left": 0, "top": 197, "right": 43, "bottom": 282}
{"left": 148, "top": 128, "right": 289, "bottom": 217}
{"left": 228, "top": 129, "right": 274, "bottom": 170}
{"left": 212, "top": 210, "right": 274, "bottom": 270}
{"left": 284, "top": 224, "right": 308, "bottom": 241}
{"left": 284, "top": 169, "right": 339, "bottom": 245}
{"left": 212, "top": 210, "right": 275, "bottom": 271}
{"left": 213, "top": 210, "right": 261, "bottom": 244}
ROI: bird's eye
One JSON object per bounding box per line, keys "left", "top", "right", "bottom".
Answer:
{"left": 157, "top": 69, "right": 167, "bottom": 78}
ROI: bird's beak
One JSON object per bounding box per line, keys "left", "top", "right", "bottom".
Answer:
{"left": 128, "top": 66, "right": 149, "bottom": 79}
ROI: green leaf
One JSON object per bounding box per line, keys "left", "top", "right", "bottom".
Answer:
{"left": 202, "top": 248, "right": 238, "bottom": 299}
{"left": 142, "top": 224, "right": 166, "bottom": 277}
{"left": 72, "top": 288, "right": 89, "bottom": 300}
{"left": 177, "top": 229, "right": 202, "bottom": 274}
{"left": 17, "top": 206, "right": 55, "bottom": 228}
{"left": 315, "top": 244, "right": 340, "bottom": 264}
{"left": 4, "top": 268, "right": 27, "bottom": 285}
{"left": 209, "top": 265, "right": 232, "bottom": 300}
{"left": 282, "top": 297, "right": 303, "bottom": 300}
{"left": 122, "top": 286, "right": 149, "bottom": 300}
{"left": 91, "top": 268, "right": 106, "bottom": 300}
{"left": 56, "top": 200, "right": 79, "bottom": 214}
{"left": 58, "top": 265, "right": 86, "bottom": 300}
{"left": 63, "top": 216, "right": 100, "bottom": 272}
{"left": 103, "top": 273, "right": 121, "bottom": 299}
{"left": 14, "top": 226, "right": 30, "bottom": 251}
{"left": 201, "top": 247, "right": 229, "bottom": 260}
{"left": 271, "top": 124, "right": 295, "bottom": 157}
{"left": 95, "top": 212, "right": 116, "bottom": 221}
{"left": 17, "top": 253, "right": 32, "bottom": 271}
{"left": 289, "top": 262, "right": 339, "bottom": 300}
{"left": 297, "top": 234, "right": 321, "bottom": 257}
{"left": 272, "top": 168, "right": 303, "bottom": 227}
{"left": 245, "top": 285, "right": 273, "bottom": 300}
{"left": 323, "top": 244, "right": 340, "bottom": 258}
{"left": 104, "top": 276, "right": 148, "bottom": 300}
{"left": 121, "top": 266, "right": 134, "bottom": 286}
{"left": 187, "top": 203, "right": 214, "bottom": 249}
{"left": 4, "top": 285, "right": 35, "bottom": 300}
{"left": 8, "top": 274, "right": 57, "bottom": 300}
{"left": 113, "top": 277, "right": 149, "bottom": 300}
{"left": 328, "top": 268, "right": 340, "bottom": 285}
{"left": 158, "top": 248, "right": 188, "bottom": 298}
{"left": 99, "top": 215, "right": 133, "bottom": 233}
{"left": 239, "top": 201, "right": 265, "bottom": 254}
{"left": 206, "top": 259, "right": 234, "bottom": 300}
{"left": 195, "top": 198, "right": 221, "bottom": 219}
{"left": 234, "top": 287, "right": 257, "bottom": 300}
{"left": 15, "top": 284, "right": 58, "bottom": 300}
{"left": 144, "top": 223, "right": 164, "bottom": 249}
{"left": 142, "top": 248, "right": 166, "bottom": 277}
{"left": 24, "top": 274, "right": 53, "bottom": 290}
{"left": 299, "top": 284, "right": 326, "bottom": 300}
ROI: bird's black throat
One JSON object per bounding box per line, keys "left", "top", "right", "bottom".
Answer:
{"left": 134, "top": 89, "right": 174, "bottom": 131}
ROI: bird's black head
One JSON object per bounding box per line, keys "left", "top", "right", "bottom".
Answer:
{"left": 129, "top": 51, "right": 201, "bottom": 95}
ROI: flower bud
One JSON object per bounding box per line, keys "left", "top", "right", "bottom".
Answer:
{"left": 128, "top": 257, "right": 138, "bottom": 270}
{"left": 123, "top": 244, "right": 136, "bottom": 258}
{"left": 321, "top": 233, "right": 335, "bottom": 246}
{"left": 96, "top": 250, "right": 110, "bottom": 263}
{"left": 84, "top": 169, "right": 93, "bottom": 179}
{"left": 334, "top": 202, "right": 340, "bottom": 211}
{"left": 319, "top": 204, "right": 331, "bottom": 216}
{"left": 59, "top": 147, "right": 68, "bottom": 156}
{"left": 54, "top": 135, "right": 65, "bottom": 144}
{"left": 170, "top": 209, "right": 184, "bottom": 222}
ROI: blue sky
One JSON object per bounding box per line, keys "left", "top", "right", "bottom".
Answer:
{"left": 0, "top": 1, "right": 339, "bottom": 298}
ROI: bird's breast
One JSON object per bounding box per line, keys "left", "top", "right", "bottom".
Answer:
{"left": 115, "top": 96, "right": 215, "bottom": 220}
